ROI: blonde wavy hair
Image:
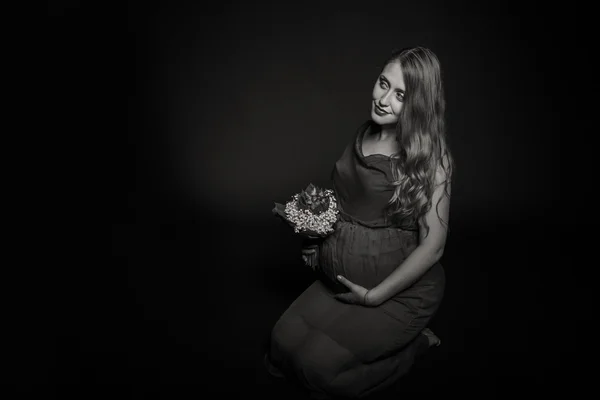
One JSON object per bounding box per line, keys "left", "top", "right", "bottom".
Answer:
{"left": 382, "top": 47, "right": 454, "bottom": 235}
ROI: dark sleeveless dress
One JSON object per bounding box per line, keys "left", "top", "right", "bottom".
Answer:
{"left": 269, "top": 120, "right": 446, "bottom": 398}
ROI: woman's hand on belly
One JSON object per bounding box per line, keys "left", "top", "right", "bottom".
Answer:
{"left": 333, "top": 275, "right": 377, "bottom": 306}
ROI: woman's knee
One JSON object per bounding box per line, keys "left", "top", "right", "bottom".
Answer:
{"left": 296, "top": 332, "right": 355, "bottom": 387}
{"left": 270, "top": 315, "right": 310, "bottom": 355}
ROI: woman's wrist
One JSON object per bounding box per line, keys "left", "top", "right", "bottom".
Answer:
{"left": 364, "top": 289, "right": 380, "bottom": 307}
{"left": 302, "top": 235, "right": 322, "bottom": 246}
{"left": 365, "top": 286, "right": 389, "bottom": 306}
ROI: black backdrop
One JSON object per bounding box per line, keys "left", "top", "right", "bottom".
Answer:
{"left": 47, "top": 0, "right": 595, "bottom": 397}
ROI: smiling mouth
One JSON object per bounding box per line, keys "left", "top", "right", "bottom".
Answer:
{"left": 374, "top": 104, "right": 389, "bottom": 115}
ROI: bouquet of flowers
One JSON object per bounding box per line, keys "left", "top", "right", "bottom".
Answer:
{"left": 272, "top": 183, "right": 339, "bottom": 268}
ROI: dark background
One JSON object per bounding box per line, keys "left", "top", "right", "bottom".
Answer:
{"left": 43, "top": 0, "right": 594, "bottom": 398}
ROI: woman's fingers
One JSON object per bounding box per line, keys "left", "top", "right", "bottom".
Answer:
{"left": 336, "top": 275, "right": 358, "bottom": 291}
{"left": 301, "top": 253, "right": 317, "bottom": 267}
{"left": 333, "top": 293, "right": 354, "bottom": 303}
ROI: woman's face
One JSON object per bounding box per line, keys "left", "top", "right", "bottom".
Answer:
{"left": 371, "top": 60, "right": 406, "bottom": 125}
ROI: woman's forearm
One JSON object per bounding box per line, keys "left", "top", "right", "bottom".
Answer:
{"left": 368, "top": 244, "right": 442, "bottom": 306}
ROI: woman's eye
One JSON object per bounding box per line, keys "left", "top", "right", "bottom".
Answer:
{"left": 396, "top": 92, "right": 404, "bottom": 101}
{"left": 379, "top": 79, "right": 388, "bottom": 89}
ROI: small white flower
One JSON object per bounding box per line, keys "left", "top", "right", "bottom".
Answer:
{"left": 284, "top": 190, "right": 339, "bottom": 235}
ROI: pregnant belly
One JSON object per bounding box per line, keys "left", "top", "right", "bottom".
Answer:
{"left": 318, "top": 221, "right": 418, "bottom": 290}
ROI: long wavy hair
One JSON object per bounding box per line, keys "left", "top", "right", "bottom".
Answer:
{"left": 382, "top": 47, "right": 454, "bottom": 235}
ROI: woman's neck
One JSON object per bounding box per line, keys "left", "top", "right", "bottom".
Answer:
{"left": 378, "top": 125, "right": 397, "bottom": 141}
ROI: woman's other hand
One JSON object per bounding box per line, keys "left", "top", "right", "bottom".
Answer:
{"left": 301, "top": 244, "right": 318, "bottom": 270}
{"left": 301, "top": 235, "right": 322, "bottom": 270}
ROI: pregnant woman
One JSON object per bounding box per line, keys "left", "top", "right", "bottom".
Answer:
{"left": 266, "top": 46, "right": 454, "bottom": 399}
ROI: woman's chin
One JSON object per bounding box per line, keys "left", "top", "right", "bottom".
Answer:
{"left": 370, "top": 111, "right": 395, "bottom": 125}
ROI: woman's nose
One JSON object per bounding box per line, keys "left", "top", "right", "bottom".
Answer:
{"left": 378, "top": 92, "right": 391, "bottom": 106}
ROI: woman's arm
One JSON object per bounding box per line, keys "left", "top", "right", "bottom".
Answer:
{"left": 367, "top": 167, "right": 451, "bottom": 306}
